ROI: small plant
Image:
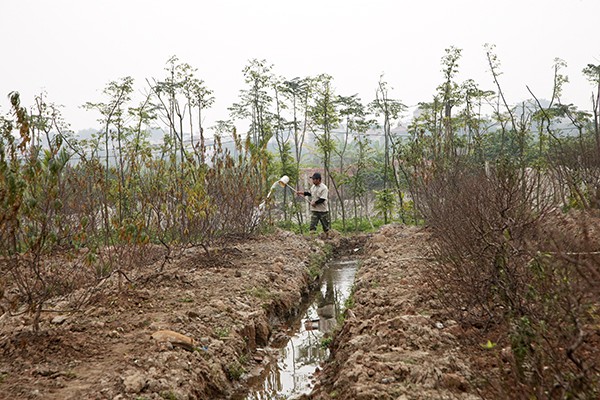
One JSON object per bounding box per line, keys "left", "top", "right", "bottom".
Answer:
{"left": 307, "top": 254, "right": 322, "bottom": 278}
{"left": 177, "top": 297, "right": 194, "bottom": 303}
{"left": 480, "top": 340, "right": 497, "bottom": 350}
{"left": 374, "top": 188, "right": 397, "bottom": 224}
{"left": 160, "top": 392, "right": 178, "bottom": 400}
{"left": 214, "top": 327, "right": 230, "bottom": 339}
{"left": 62, "top": 371, "right": 77, "bottom": 379}
{"left": 343, "top": 293, "right": 355, "bottom": 310}
{"left": 323, "top": 243, "right": 333, "bottom": 257}
{"left": 320, "top": 336, "right": 333, "bottom": 349}
{"left": 246, "top": 286, "right": 270, "bottom": 300}
{"left": 306, "top": 244, "right": 332, "bottom": 278}
{"left": 333, "top": 287, "right": 356, "bottom": 325}
{"left": 226, "top": 361, "right": 246, "bottom": 380}
{"left": 307, "top": 262, "right": 320, "bottom": 279}
{"left": 510, "top": 316, "right": 534, "bottom": 376}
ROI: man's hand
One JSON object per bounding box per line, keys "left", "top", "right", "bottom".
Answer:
{"left": 296, "top": 191, "right": 304, "bottom": 196}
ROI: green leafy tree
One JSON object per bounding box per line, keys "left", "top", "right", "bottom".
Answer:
{"left": 188, "top": 73, "right": 215, "bottom": 160}
{"left": 0, "top": 92, "right": 85, "bottom": 331}
{"left": 281, "top": 77, "right": 313, "bottom": 175}
{"left": 369, "top": 76, "right": 405, "bottom": 223}
{"left": 273, "top": 77, "right": 304, "bottom": 223}
{"left": 458, "top": 79, "right": 495, "bottom": 161}
{"left": 348, "top": 119, "right": 375, "bottom": 230}
{"left": 229, "top": 58, "right": 275, "bottom": 148}
{"left": 582, "top": 63, "right": 600, "bottom": 152}
{"left": 229, "top": 59, "right": 275, "bottom": 193}
{"left": 484, "top": 43, "right": 522, "bottom": 164}
{"left": 83, "top": 76, "right": 134, "bottom": 241}
{"left": 438, "top": 46, "right": 463, "bottom": 158}
{"left": 310, "top": 74, "right": 339, "bottom": 182}
{"left": 333, "top": 94, "right": 368, "bottom": 230}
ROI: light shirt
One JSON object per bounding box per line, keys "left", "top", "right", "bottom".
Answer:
{"left": 310, "top": 183, "right": 329, "bottom": 212}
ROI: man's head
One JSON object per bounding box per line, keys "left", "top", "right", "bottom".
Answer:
{"left": 310, "top": 172, "right": 322, "bottom": 183}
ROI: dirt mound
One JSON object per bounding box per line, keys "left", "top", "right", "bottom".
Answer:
{"left": 0, "top": 229, "right": 325, "bottom": 400}
{"left": 308, "top": 225, "right": 480, "bottom": 400}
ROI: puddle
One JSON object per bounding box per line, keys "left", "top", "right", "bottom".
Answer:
{"left": 241, "top": 258, "right": 359, "bottom": 400}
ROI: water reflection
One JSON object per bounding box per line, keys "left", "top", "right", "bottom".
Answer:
{"left": 244, "top": 258, "right": 358, "bottom": 400}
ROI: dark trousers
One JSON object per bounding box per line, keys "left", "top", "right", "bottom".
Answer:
{"left": 310, "top": 211, "right": 330, "bottom": 232}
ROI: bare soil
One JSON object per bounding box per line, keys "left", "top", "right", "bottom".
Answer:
{"left": 1, "top": 226, "right": 486, "bottom": 400}
{"left": 307, "top": 225, "right": 482, "bottom": 400}
{"left": 0, "top": 230, "right": 332, "bottom": 400}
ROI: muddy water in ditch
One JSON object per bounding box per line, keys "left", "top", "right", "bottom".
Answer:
{"left": 243, "top": 258, "right": 359, "bottom": 400}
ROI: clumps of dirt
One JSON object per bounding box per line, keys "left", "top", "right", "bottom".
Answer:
{"left": 0, "top": 229, "right": 327, "bottom": 400}
{"left": 308, "top": 224, "right": 480, "bottom": 400}
{"left": 325, "top": 230, "right": 369, "bottom": 257}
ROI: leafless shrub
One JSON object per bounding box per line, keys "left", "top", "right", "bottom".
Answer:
{"left": 0, "top": 249, "right": 102, "bottom": 331}
{"left": 417, "top": 160, "right": 599, "bottom": 397}
{"left": 418, "top": 163, "right": 549, "bottom": 323}
{"left": 547, "top": 135, "right": 600, "bottom": 210}
{"left": 195, "top": 134, "right": 265, "bottom": 243}
{"left": 521, "top": 210, "right": 600, "bottom": 398}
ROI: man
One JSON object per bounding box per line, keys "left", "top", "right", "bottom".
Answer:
{"left": 297, "top": 172, "right": 330, "bottom": 233}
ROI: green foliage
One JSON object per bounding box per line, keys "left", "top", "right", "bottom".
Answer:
{"left": 510, "top": 316, "right": 535, "bottom": 376}
{"left": 306, "top": 259, "right": 322, "bottom": 279}
{"left": 214, "top": 327, "right": 230, "bottom": 339}
{"left": 343, "top": 292, "right": 355, "bottom": 310}
{"left": 374, "top": 188, "right": 396, "bottom": 222}
{"left": 246, "top": 286, "right": 271, "bottom": 300}
{"left": 177, "top": 297, "right": 194, "bottom": 303}
{"left": 332, "top": 217, "right": 385, "bottom": 233}
{"left": 582, "top": 63, "right": 600, "bottom": 85}
{"left": 311, "top": 74, "right": 339, "bottom": 173}
{"left": 320, "top": 336, "right": 333, "bottom": 349}
{"left": 238, "top": 353, "right": 249, "bottom": 365}
{"left": 480, "top": 340, "right": 497, "bottom": 350}
{"left": 479, "top": 128, "right": 537, "bottom": 164}
{"left": 230, "top": 58, "right": 275, "bottom": 149}
{"left": 160, "top": 391, "right": 178, "bottom": 400}
{"left": 278, "top": 217, "right": 387, "bottom": 234}
{"left": 335, "top": 285, "right": 357, "bottom": 325}
{"left": 305, "top": 244, "right": 332, "bottom": 279}
{"left": 226, "top": 361, "right": 246, "bottom": 380}
{"left": 369, "top": 76, "right": 406, "bottom": 194}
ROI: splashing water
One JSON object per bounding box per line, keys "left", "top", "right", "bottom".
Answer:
{"left": 254, "top": 176, "right": 305, "bottom": 224}
{"left": 254, "top": 180, "right": 285, "bottom": 226}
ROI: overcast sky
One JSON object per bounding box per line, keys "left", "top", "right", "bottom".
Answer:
{"left": 2, "top": 0, "right": 599, "bottom": 134}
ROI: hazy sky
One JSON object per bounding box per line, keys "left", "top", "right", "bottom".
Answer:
{"left": 2, "top": 0, "right": 599, "bottom": 134}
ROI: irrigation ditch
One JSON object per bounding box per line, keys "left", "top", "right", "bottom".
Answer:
{"left": 0, "top": 226, "right": 483, "bottom": 400}
{"left": 235, "top": 256, "right": 361, "bottom": 400}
